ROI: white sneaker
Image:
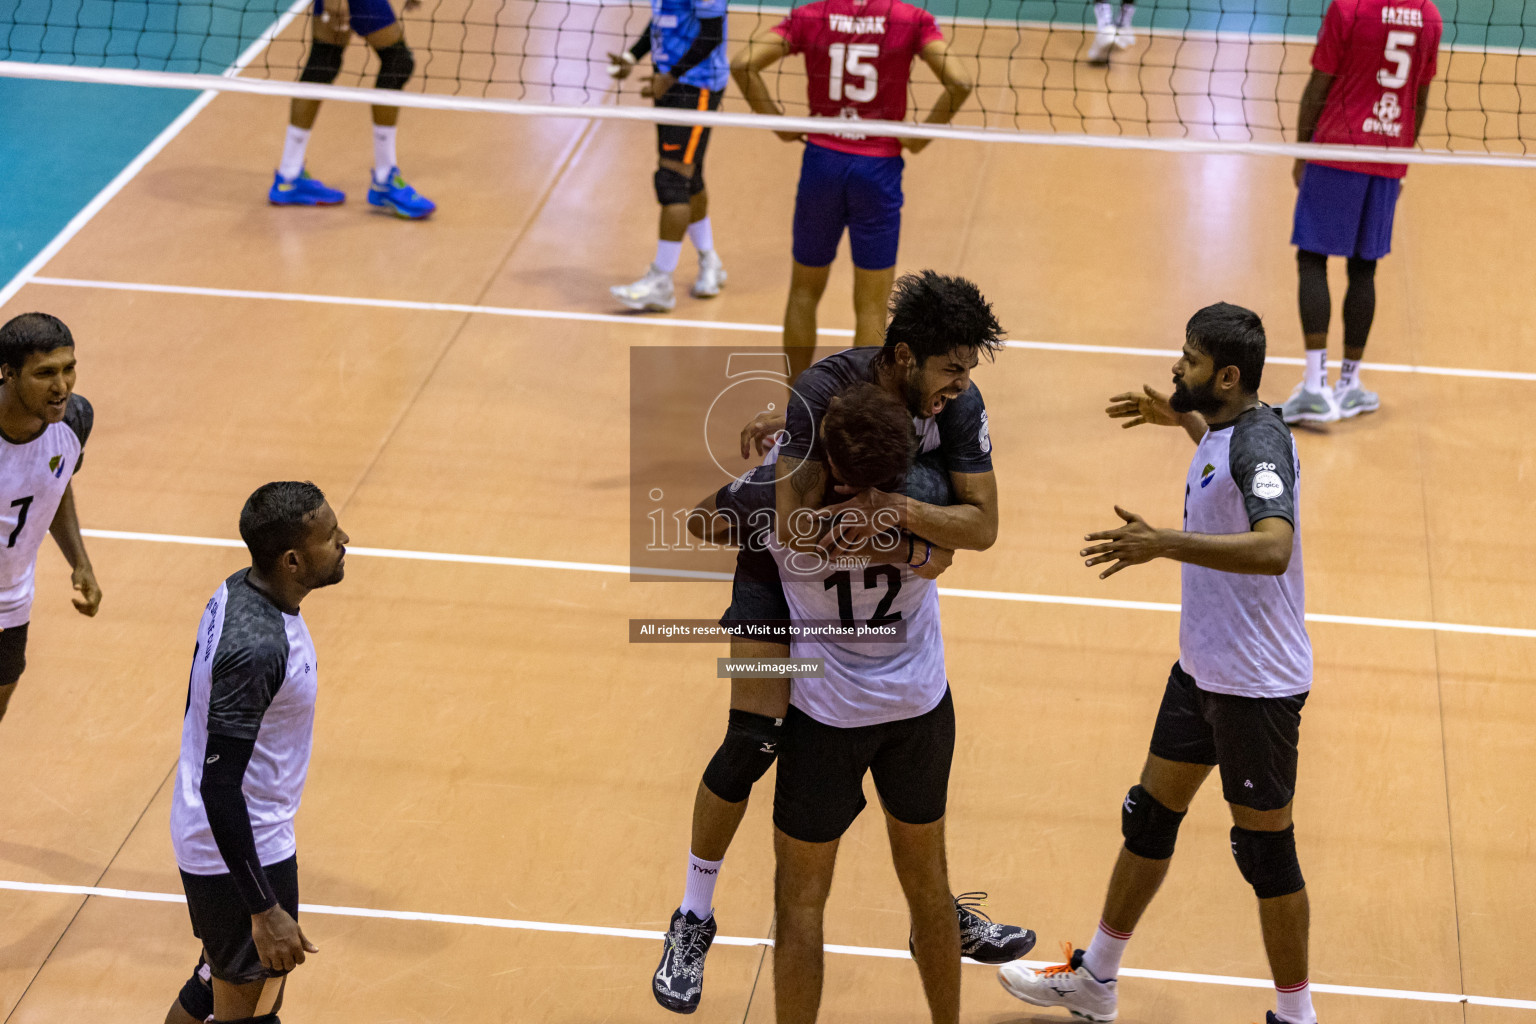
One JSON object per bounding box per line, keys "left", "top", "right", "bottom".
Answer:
{"left": 610, "top": 265, "right": 676, "bottom": 313}
{"left": 1114, "top": 25, "right": 1135, "bottom": 48}
{"left": 1332, "top": 381, "right": 1380, "bottom": 418}
{"left": 998, "top": 947, "right": 1118, "bottom": 1022}
{"left": 691, "top": 250, "right": 727, "bottom": 298}
{"left": 1087, "top": 27, "right": 1117, "bottom": 63}
{"left": 1281, "top": 381, "right": 1340, "bottom": 425}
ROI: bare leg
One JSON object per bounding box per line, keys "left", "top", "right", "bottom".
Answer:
{"left": 689, "top": 639, "right": 790, "bottom": 861}
{"left": 1230, "top": 801, "right": 1308, "bottom": 988}
{"left": 1099, "top": 755, "right": 1212, "bottom": 935}
{"left": 886, "top": 812, "right": 960, "bottom": 1024}
{"left": 851, "top": 264, "right": 896, "bottom": 348}
{"left": 689, "top": 190, "right": 709, "bottom": 225}
{"left": 366, "top": 21, "right": 407, "bottom": 127}
{"left": 784, "top": 261, "right": 832, "bottom": 382}
{"left": 212, "top": 975, "right": 285, "bottom": 1019}
{"left": 773, "top": 827, "right": 839, "bottom": 1024}
{"left": 289, "top": 18, "right": 351, "bottom": 130}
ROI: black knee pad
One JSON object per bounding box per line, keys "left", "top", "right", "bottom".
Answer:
{"left": 214, "top": 1016, "right": 279, "bottom": 1024}
{"left": 1231, "top": 824, "right": 1306, "bottom": 899}
{"left": 654, "top": 166, "right": 692, "bottom": 206}
{"left": 688, "top": 167, "right": 705, "bottom": 196}
{"left": 375, "top": 40, "right": 414, "bottom": 90}
{"left": 177, "top": 957, "right": 213, "bottom": 1021}
{"left": 1345, "top": 256, "right": 1377, "bottom": 282}
{"left": 299, "top": 40, "right": 345, "bottom": 84}
{"left": 1120, "top": 784, "right": 1186, "bottom": 860}
{"left": 701, "top": 709, "right": 782, "bottom": 803}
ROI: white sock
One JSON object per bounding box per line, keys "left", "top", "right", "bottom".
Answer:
{"left": 1094, "top": 2, "right": 1115, "bottom": 30}
{"left": 1338, "top": 358, "right": 1361, "bottom": 391}
{"left": 654, "top": 240, "right": 683, "bottom": 275}
{"left": 372, "top": 124, "right": 398, "bottom": 184}
{"left": 1081, "top": 919, "right": 1131, "bottom": 982}
{"left": 680, "top": 852, "right": 723, "bottom": 919}
{"left": 1305, "top": 348, "right": 1328, "bottom": 392}
{"left": 1276, "top": 979, "right": 1317, "bottom": 1024}
{"left": 687, "top": 217, "right": 715, "bottom": 255}
{"left": 279, "top": 125, "right": 311, "bottom": 181}
{"left": 1117, "top": 2, "right": 1136, "bottom": 28}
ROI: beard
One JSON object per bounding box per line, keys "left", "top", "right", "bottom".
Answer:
{"left": 308, "top": 557, "right": 346, "bottom": 589}
{"left": 902, "top": 365, "right": 929, "bottom": 418}
{"left": 1170, "top": 375, "right": 1223, "bottom": 417}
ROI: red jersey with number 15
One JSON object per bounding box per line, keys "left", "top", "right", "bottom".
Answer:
{"left": 774, "top": 0, "right": 945, "bottom": 157}
{"left": 1309, "top": 0, "right": 1442, "bottom": 178}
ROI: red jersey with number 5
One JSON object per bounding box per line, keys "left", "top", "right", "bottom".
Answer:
{"left": 774, "top": 0, "right": 945, "bottom": 157}
{"left": 1309, "top": 0, "right": 1442, "bottom": 178}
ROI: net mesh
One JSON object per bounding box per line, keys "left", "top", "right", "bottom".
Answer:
{"left": 2, "top": 0, "right": 1535, "bottom": 156}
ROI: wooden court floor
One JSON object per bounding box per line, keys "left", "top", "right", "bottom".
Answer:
{"left": 0, "top": 77, "right": 1533, "bottom": 1024}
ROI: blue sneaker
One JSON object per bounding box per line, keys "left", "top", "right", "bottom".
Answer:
{"left": 268, "top": 169, "right": 345, "bottom": 206}
{"left": 367, "top": 167, "right": 436, "bottom": 219}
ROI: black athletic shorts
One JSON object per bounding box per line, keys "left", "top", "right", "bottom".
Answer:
{"left": 1148, "top": 662, "right": 1308, "bottom": 812}
{"left": 656, "top": 82, "right": 724, "bottom": 167}
{"left": 774, "top": 688, "right": 955, "bottom": 843}
{"left": 0, "top": 622, "right": 28, "bottom": 688}
{"left": 180, "top": 855, "right": 300, "bottom": 985}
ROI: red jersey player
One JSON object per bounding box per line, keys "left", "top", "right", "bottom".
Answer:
{"left": 732, "top": 0, "right": 972, "bottom": 380}
{"left": 1283, "top": 0, "right": 1442, "bottom": 425}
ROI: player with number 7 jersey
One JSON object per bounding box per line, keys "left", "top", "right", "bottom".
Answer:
{"left": 732, "top": 0, "right": 973, "bottom": 381}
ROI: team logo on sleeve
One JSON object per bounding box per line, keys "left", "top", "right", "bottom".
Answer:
{"left": 1252, "top": 463, "right": 1285, "bottom": 499}
{"left": 978, "top": 410, "right": 991, "bottom": 454}
{"left": 1199, "top": 463, "right": 1216, "bottom": 488}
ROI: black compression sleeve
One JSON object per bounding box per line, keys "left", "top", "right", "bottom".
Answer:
{"left": 200, "top": 732, "right": 279, "bottom": 915}
{"left": 629, "top": 21, "right": 653, "bottom": 60}
{"left": 668, "top": 16, "right": 723, "bottom": 80}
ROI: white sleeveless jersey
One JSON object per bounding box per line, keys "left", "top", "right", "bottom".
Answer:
{"left": 171, "top": 569, "right": 319, "bottom": 874}
{"left": 769, "top": 536, "right": 947, "bottom": 727}
{"left": 0, "top": 394, "right": 93, "bottom": 628}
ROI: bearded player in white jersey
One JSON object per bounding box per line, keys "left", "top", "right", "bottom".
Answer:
{"left": 768, "top": 381, "right": 975, "bottom": 1024}
{"left": 1000, "top": 304, "right": 1318, "bottom": 1024}
{"left": 0, "top": 313, "right": 100, "bottom": 726}
{"left": 165, "top": 481, "right": 349, "bottom": 1024}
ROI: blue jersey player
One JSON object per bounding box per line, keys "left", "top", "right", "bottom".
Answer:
{"left": 268, "top": 0, "right": 436, "bottom": 220}
{"left": 607, "top": 0, "right": 730, "bottom": 312}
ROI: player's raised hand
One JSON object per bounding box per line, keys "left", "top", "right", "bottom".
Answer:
{"left": 70, "top": 563, "right": 101, "bottom": 617}
{"left": 1106, "top": 385, "right": 1181, "bottom": 429}
{"left": 641, "top": 71, "right": 676, "bottom": 98}
{"left": 1081, "top": 506, "right": 1165, "bottom": 578}
{"left": 401, "top": 0, "right": 421, "bottom": 10}
{"left": 607, "top": 51, "right": 637, "bottom": 80}
{"left": 252, "top": 905, "right": 318, "bottom": 973}
{"left": 319, "top": 0, "right": 349, "bottom": 28}
{"left": 740, "top": 411, "right": 786, "bottom": 459}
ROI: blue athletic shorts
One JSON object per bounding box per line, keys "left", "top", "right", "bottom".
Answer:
{"left": 792, "top": 142, "right": 904, "bottom": 271}
{"left": 313, "top": 0, "right": 397, "bottom": 36}
{"left": 1291, "top": 162, "right": 1401, "bottom": 260}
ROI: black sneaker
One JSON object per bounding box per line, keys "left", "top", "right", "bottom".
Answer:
{"left": 1267, "top": 1013, "right": 1315, "bottom": 1024}
{"left": 653, "top": 907, "right": 717, "bottom": 1013}
{"left": 908, "top": 891, "right": 1037, "bottom": 965}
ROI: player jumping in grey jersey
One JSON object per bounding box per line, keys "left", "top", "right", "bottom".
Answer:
{"left": 0, "top": 313, "right": 99, "bottom": 726}
{"left": 166, "top": 481, "right": 349, "bottom": 1024}
{"left": 1000, "top": 304, "right": 1319, "bottom": 1024}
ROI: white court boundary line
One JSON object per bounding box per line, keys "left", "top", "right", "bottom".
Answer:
{"left": 30, "top": 277, "right": 1536, "bottom": 384}
{"left": 2, "top": 60, "right": 1533, "bottom": 168}
{"left": 0, "top": 0, "right": 312, "bottom": 310}
{"left": 79, "top": 528, "right": 1536, "bottom": 639}
{"left": 0, "top": 879, "right": 1529, "bottom": 1009}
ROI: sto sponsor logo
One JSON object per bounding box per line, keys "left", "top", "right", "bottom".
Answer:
{"left": 1363, "top": 92, "right": 1403, "bottom": 138}
{"left": 1251, "top": 462, "right": 1285, "bottom": 500}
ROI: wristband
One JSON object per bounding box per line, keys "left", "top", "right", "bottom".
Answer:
{"left": 911, "top": 541, "right": 932, "bottom": 569}
{"left": 906, "top": 535, "right": 915, "bottom": 565}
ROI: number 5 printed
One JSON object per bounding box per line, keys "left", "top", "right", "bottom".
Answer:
{"left": 1378, "top": 30, "right": 1415, "bottom": 88}
{"left": 828, "top": 43, "right": 880, "bottom": 103}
